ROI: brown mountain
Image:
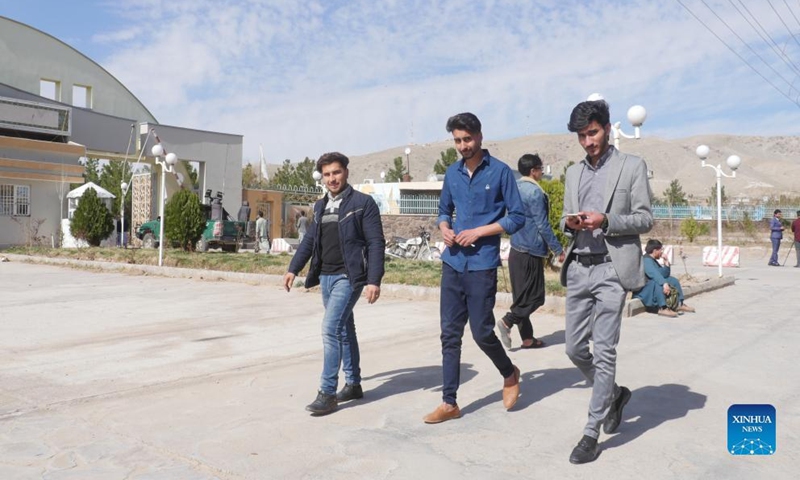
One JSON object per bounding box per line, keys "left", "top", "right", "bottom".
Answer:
{"left": 346, "top": 134, "right": 800, "bottom": 203}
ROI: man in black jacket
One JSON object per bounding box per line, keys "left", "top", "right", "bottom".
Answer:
{"left": 283, "top": 152, "right": 385, "bottom": 416}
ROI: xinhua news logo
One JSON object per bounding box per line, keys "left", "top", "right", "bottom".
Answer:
{"left": 728, "top": 404, "right": 776, "bottom": 455}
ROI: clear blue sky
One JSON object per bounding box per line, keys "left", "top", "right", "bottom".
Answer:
{"left": 3, "top": 1, "right": 800, "bottom": 164}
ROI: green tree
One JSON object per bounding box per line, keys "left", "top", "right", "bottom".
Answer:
{"left": 539, "top": 178, "right": 569, "bottom": 249}
{"left": 709, "top": 184, "right": 727, "bottom": 205}
{"left": 98, "top": 159, "right": 132, "bottom": 221}
{"left": 680, "top": 213, "right": 710, "bottom": 243}
{"left": 70, "top": 188, "right": 114, "bottom": 246}
{"left": 269, "top": 157, "right": 317, "bottom": 187}
{"left": 385, "top": 156, "right": 408, "bottom": 182}
{"left": 164, "top": 189, "right": 206, "bottom": 251}
{"left": 182, "top": 160, "right": 200, "bottom": 190}
{"left": 662, "top": 179, "right": 688, "bottom": 206}
{"left": 434, "top": 148, "right": 458, "bottom": 174}
{"left": 82, "top": 157, "right": 101, "bottom": 185}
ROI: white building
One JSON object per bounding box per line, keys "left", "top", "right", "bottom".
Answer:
{"left": 0, "top": 15, "right": 243, "bottom": 247}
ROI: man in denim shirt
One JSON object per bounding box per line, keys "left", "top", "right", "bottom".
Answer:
{"left": 497, "top": 154, "right": 565, "bottom": 350}
{"left": 423, "top": 112, "right": 526, "bottom": 424}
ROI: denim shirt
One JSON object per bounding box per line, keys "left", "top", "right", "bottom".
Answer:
{"left": 437, "top": 150, "right": 525, "bottom": 272}
{"left": 509, "top": 177, "right": 564, "bottom": 258}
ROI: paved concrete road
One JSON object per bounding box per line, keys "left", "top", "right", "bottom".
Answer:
{"left": 0, "top": 246, "right": 797, "bottom": 479}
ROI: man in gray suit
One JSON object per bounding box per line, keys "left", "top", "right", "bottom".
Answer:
{"left": 560, "top": 99, "right": 653, "bottom": 464}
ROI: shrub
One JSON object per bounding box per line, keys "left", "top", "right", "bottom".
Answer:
{"left": 70, "top": 188, "right": 114, "bottom": 246}
{"left": 540, "top": 178, "right": 569, "bottom": 250}
{"left": 680, "top": 213, "right": 710, "bottom": 243}
{"left": 164, "top": 189, "right": 206, "bottom": 251}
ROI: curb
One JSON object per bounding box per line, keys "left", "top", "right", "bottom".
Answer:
{"left": 4, "top": 254, "right": 733, "bottom": 318}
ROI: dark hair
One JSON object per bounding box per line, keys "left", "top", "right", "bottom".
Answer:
{"left": 796, "top": 210, "right": 800, "bottom": 216}
{"left": 518, "top": 153, "right": 543, "bottom": 176}
{"left": 446, "top": 112, "right": 482, "bottom": 134}
{"left": 645, "top": 238, "right": 663, "bottom": 255}
{"left": 258, "top": 210, "right": 264, "bottom": 217}
{"left": 316, "top": 152, "right": 349, "bottom": 172}
{"left": 300, "top": 211, "right": 306, "bottom": 216}
{"left": 774, "top": 209, "right": 782, "bottom": 215}
{"left": 567, "top": 100, "right": 611, "bottom": 132}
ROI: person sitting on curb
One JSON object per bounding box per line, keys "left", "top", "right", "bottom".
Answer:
{"left": 633, "top": 239, "right": 695, "bottom": 318}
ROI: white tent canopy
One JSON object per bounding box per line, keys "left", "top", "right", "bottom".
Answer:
{"left": 67, "top": 181, "right": 116, "bottom": 199}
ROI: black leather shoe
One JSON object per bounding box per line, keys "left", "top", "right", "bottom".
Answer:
{"left": 336, "top": 383, "right": 364, "bottom": 402}
{"left": 305, "top": 391, "right": 337, "bottom": 415}
{"left": 604, "top": 385, "right": 632, "bottom": 434}
{"left": 569, "top": 435, "right": 598, "bottom": 464}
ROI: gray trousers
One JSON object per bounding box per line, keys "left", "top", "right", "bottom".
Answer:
{"left": 565, "top": 260, "right": 627, "bottom": 439}
{"left": 795, "top": 241, "right": 799, "bottom": 267}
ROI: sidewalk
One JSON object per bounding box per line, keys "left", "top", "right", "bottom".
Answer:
{"left": 0, "top": 246, "right": 797, "bottom": 479}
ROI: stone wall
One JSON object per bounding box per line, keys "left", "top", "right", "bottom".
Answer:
{"left": 381, "top": 215, "right": 441, "bottom": 242}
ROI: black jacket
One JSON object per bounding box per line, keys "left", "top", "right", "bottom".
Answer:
{"left": 288, "top": 186, "right": 385, "bottom": 289}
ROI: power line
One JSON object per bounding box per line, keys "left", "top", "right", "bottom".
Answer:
{"left": 730, "top": 0, "right": 800, "bottom": 77}
{"left": 675, "top": 0, "right": 800, "bottom": 107}
{"left": 784, "top": 0, "right": 800, "bottom": 30}
{"left": 769, "top": 0, "right": 800, "bottom": 51}
{"left": 702, "top": 0, "right": 799, "bottom": 91}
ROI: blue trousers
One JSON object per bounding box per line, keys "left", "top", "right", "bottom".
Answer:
{"left": 319, "top": 274, "right": 363, "bottom": 395}
{"left": 439, "top": 264, "right": 514, "bottom": 405}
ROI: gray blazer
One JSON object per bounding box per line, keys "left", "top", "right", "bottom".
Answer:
{"left": 560, "top": 148, "right": 654, "bottom": 291}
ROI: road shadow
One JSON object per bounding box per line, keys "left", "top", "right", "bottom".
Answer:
{"left": 340, "top": 364, "right": 478, "bottom": 409}
{"left": 460, "top": 367, "right": 588, "bottom": 416}
{"left": 601, "top": 383, "right": 707, "bottom": 450}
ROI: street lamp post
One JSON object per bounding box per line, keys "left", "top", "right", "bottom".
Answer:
{"left": 696, "top": 144, "right": 741, "bottom": 278}
{"left": 404, "top": 147, "right": 411, "bottom": 180}
{"left": 120, "top": 181, "right": 129, "bottom": 248}
{"left": 587, "top": 93, "right": 647, "bottom": 149}
{"left": 151, "top": 143, "right": 178, "bottom": 267}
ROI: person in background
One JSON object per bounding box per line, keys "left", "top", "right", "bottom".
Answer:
{"left": 255, "top": 210, "right": 269, "bottom": 253}
{"left": 768, "top": 209, "right": 785, "bottom": 266}
{"left": 296, "top": 210, "right": 309, "bottom": 243}
{"left": 633, "top": 239, "right": 695, "bottom": 317}
{"left": 497, "top": 153, "right": 565, "bottom": 350}
{"left": 792, "top": 211, "right": 800, "bottom": 268}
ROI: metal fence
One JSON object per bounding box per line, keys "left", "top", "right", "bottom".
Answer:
{"left": 652, "top": 204, "right": 799, "bottom": 221}
{"left": 398, "top": 194, "right": 440, "bottom": 215}
{"left": 394, "top": 193, "right": 800, "bottom": 222}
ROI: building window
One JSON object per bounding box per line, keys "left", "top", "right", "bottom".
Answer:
{"left": 40, "top": 79, "right": 61, "bottom": 101}
{"left": 72, "top": 84, "right": 92, "bottom": 108}
{"left": 0, "top": 184, "right": 31, "bottom": 217}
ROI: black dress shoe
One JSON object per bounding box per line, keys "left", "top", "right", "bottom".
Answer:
{"left": 305, "top": 391, "right": 337, "bottom": 415}
{"left": 569, "top": 435, "right": 598, "bottom": 464}
{"left": 336, "top": 383, "right": 364, "bottom": 402}
{"left": 604, "top": 386, "right": 631, "bottom": 434}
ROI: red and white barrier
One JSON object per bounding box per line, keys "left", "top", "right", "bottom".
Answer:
{"left": 641, "top": 244, "right": 674, "bottom": 264}
{"left": 702, "top": 246, "right": 740, "bottom": 267}
{"left": 271, "top": 238, "right": 293, "bottom": 254}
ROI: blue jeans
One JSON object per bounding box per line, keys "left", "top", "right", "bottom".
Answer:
{"left": 439, "top": 264, "right": 514, "bottom": 405}
{"left": 770, "top": 238, "right": 781, "bottom": 264}
{"left": 319, "top": 274, "right": 363, "bottom": 395}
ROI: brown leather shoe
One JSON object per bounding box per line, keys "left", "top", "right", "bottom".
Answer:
{"left": 677, "top": 304, "right": 696, "bottom": 313}
{"left": 423, "top": 403, "right": 461, "bottom": 424}
{"left": 502, "top": 365, "right": 521, "bottom": 410}
{"left": 658, "top": 308, "right": 678, "bottom": 318}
